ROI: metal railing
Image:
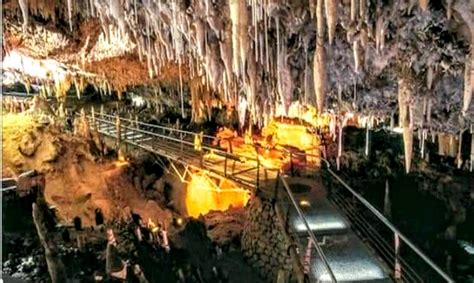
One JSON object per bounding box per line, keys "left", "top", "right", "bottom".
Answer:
{"left": 320, "top": 158, "right": 454, "bottom": 283}
{"left": 80, "top": 111, "right": 453, "bottom": 282}
{"left": 274, "top": 173, "right": 337, "bottom": 282}
{"left": 85, "top": 112, "right": 271, "bottom": 189}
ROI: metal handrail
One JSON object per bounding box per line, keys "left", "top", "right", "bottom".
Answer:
{"left": 278, "top": 174, "right": 337, "bottom": 282}
{"left": 92, "top": 112, "right": 326, "bottom": 168}
{"left": 320, "top": 158, "right": 454, "bottom": 283}
{"left": 98, "top": 112, "right": 216, "bottom": 141}
{"left": 90, "top": 112, "right": 335, "bottom": 280}
{"left": 87, "top": 111, "right": 455, "bottom": 282}
{"left": 93, "top": 115, "right": 261, "bottom": 164}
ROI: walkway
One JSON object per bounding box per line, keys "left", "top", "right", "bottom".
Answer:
{"left": 84, "top": 111, "right": 453, "bottom": 283}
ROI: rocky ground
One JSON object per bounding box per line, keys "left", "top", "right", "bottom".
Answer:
{"left": 2, "top": 112, "right": 262, "bottom": 282}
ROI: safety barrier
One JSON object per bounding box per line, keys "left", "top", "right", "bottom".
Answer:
{"left": 79, "top": 111, "right": 453, "bottom": 282}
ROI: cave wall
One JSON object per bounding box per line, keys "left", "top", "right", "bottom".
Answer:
{"left": 241, "top": 193, "right": 302, "bottom": 282}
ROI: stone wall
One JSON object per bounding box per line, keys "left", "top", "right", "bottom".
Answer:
{"left": 241, "top": 191, "right": 304, "bottom": 282}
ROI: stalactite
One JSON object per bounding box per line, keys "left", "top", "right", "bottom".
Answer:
{"left": 353, "top": 41, "right": 361, "bottom": 72}
{"left": 220, "top": 30, "right": 233, "bottom": 92}
{"left": 67, "top": 0, "right": 73, "bottom": 32}
{"left": 239, "top": 0, "right": 249, "bottom": 78}
{"left": 314, "top": 45, "right": 327, "bottom": 113}
{"left": 427, "top": 65, "right": 434, "bottom": 90}
{"left": 74, "top": 78, "right": 81, "bottom": 99}
{"left": 264, "top": 0, "right": 269, "bottom": 71}
{"left": 360, "top": 23, "right": 368, "bottom": 47}
{"left": 462, "top": 52, "right": 472, "bottom": 116}
{"left": 247, "top": 49, "right": 257, "bottom": 123}
{"left": 19, "top": 0, "right": 28, "bottom": 31}
{"left": 252, "top": 0, "right": 258, "bottom": 63}
{"left": 316, "top": 0, "right": 325, "bottom": 44}
{"left": 456, "top": 131, "right": 463, "bottom": 169}
{"left": 194, "top": 19, "right": 206, "bottom": 59}
{"left": 276, "top": 17, "right": 281, "bottom": 106}
{"left": 110, "top": 0, "right": 126, "bottom": 36}
{"left": 229, "top": 0, "right": 248, "bottom": 77}
{"left": 310, "top": 0, "right": 316, "bottom": 18}
{"left": 398, "top": 76, "right": 413, "bottom": 173}
{"left": 325, "top": 0, "right": 337, "bottom": 45}
{"left": 446, "top": 0, "right": 453, "bottom": 19}
{"left": 90, "top": 0, "right": 95, "bottom": 17}
{"left": 350, "top": 0, "right": 358, "bottom": 22}
{"left": 359, "top": 0, "right": 366, "bottom": 21}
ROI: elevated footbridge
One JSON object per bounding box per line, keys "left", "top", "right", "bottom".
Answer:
{"left": 81, "top": 111, "right": 453, "bottom": 283}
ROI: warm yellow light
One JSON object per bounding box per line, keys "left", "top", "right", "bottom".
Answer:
{"left": 114, "top": 150, "right": 128, "bottom": 167}
{"left": 185, "top": 172, "right": 250, "bottom": 218}
{"left": 299, "top": 200, "right": 311, "bottom": 207}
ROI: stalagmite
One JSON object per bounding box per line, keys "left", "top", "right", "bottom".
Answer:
{"left": 403, "top": 124, "right": 414, "bottom": 174}
{"left": 313, "top": 45, "right": 327, "bottom": 113}
{"left": 325, "top": 0, "right": 337, "bottom": 45}
{"left": 383, "top": 180, "right": 391, "bottom": 217}
{"left": 462, "top": 53, "right": 472, "bottom": 116}
{"left": 32, "top": 202, "right": 68, "bottom": 283}
{"left": 456, "top": 131, "right": 464, "bottom": 169}
{"left": 18, "top": 0, "right": 28, "bottom": 31}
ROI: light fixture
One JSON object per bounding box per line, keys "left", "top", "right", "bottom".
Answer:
{"left": 299, "top": 199, "right": 311, "bottom": 207}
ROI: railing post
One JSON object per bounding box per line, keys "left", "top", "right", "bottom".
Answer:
{"left": 394, "top": 232, "right": 401, "bottom": 280}
{"left": 224, "top": 155, "right": 228, "bottom": 177}
{"left": 273, "top": 171, "right": 280, "bottom": 202}
{"left": 290, "top": 152, "right": 294, "bottom": 177}
{"left": 91, "top": 106, "right": 96, "bottom": 130}
{"left": 115, "top": 115, "right": 121, "bottom": 152}
{"left": 256, "top": 155, "right": 260, "bottom": 189}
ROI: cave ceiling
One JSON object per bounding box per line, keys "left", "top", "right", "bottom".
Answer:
{"left": 2, "top": 0, "right": 473, "bottom": 132}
